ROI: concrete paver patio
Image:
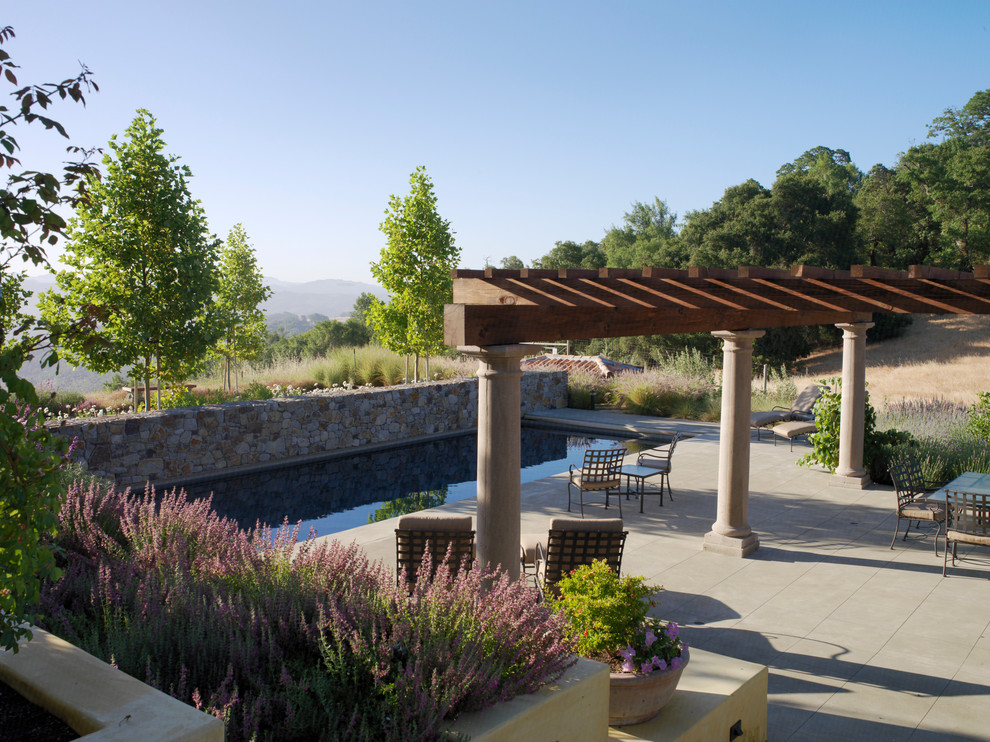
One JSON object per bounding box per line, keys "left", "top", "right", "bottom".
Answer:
{"left": 325, "top": 409, "right": 990, "bottom": 741}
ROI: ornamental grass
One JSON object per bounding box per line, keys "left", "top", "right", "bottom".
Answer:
{"left": 40, "top": 482, "right": 574, "bottom": 742}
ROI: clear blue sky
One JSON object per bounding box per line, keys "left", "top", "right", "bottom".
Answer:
{"left": 8, "top": 2, "right": 990, "bottom": 285}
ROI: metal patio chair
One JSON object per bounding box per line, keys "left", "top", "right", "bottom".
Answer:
{"left": 521, "top": 517, "right": 627, "bottom": 600}
{"left": 943, "top": 489, "right": 990, "bottom": 576}
{"left": 395, "top": 513, "right": 475, "bottom": 592}
{"left": 634, "top": 432, "right": 681, "bottom": 505}
{"left": 889, "top": 456, "right": 945, "bottom": 556}
{"left": 568, "top": 447, "right": 627, "bottom": 517}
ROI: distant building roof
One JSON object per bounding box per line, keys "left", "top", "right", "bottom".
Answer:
{"left": 520, "top": 354, "right": 643, "bottom": 378}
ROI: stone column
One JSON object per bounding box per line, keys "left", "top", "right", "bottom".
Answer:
{"left": 704, "top": 330, "right": 764, "bottom": 558}
{"left": 831, "top": 322, "right": 874, "bottom": 488}
{"left": 458, "top": 344, "right": 535, "bottom": 581}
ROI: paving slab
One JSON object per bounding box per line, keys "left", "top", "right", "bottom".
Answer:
{"left": 313, "top": 408, "right": 990, "bottom": 741}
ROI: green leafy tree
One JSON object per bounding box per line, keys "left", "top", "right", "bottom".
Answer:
{"left": 855, "top": 164, "right": 937, "bottom": 268}
{"left": 40, "top": 109, "right": 219, "bottom": 409}
{"left": 899, "top": 90, "right": 990, "bottom": 269}
{"left": 369, "top": 166, "right": 460, "bottom": 380}
{"left": 0, "top": 25, "right": 98, "bottom": 652}
{"left": 499, "top": 255, "right": 526, "bottom": 269}
{"left": 600, "top": 198, "right": 682, "bottom": 268}
{"left": 213, "top": 224, "right": 271, "bottom": 391}
{"left": 532, "top": 239, "right": 605, "bottom": 270}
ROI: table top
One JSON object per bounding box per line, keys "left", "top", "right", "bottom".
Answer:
{"left": 623, "top": 465, "right": 666, "bottom": 479}
{"left": 927, "top": 471, "right": 990, "bottom": 502}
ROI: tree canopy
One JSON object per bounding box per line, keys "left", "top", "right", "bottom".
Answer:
{"left": 40, "top": 109, "right": 219, "bottom": 408}
{"left": 369, "top": 166, "right": 460, "bottom": 379}
{"left": 213, "top": 224, "right": 271, "bottom": 391}
{"left": 0, "top": 25, "right": 98, "bottom": 652}
{"left": 508, "top": 90, "right": 990, "bottom": 368}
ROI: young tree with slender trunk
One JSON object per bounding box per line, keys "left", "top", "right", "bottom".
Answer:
{"left": 213, "top": 224, "right": 270, "bottom": 391}
{"left": 369, "top": 166, "right": 460, "bottom": 381}
{"left": 40, "top": 109, "right": 219, "bottom": 409}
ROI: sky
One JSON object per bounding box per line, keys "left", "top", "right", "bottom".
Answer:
{"left": 7, "top": 1, "right": 990, "bottom": 286}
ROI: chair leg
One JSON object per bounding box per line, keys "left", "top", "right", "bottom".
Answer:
{"left": 943, "top": 535, "right": 949, "bottom": 576}
{"left": 933, "top": 520, "right": 943, "bottom": 557}
{"left": 902, "top": 518, "right": 914, "bottom": 542}
{"left": 890, "top": 515, "right": 904, "bottom": 549}
{"left": 567, "top": 482, "right": 572, "bottom": 512}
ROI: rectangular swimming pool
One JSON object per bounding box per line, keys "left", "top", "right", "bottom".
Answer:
{"left": 171, "top": 424, "right": 669, "bottom": 537}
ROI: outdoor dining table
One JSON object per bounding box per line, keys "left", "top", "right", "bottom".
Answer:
{"left": 622, "top": 464, "right": 668, "bottom": 510}
{"left": 924, "top": 471, "right": 990, "bottom": 502}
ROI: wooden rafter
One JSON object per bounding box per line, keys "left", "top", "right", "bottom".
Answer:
{"left": 444, "top": 264, "right": 990, "bottom": 347}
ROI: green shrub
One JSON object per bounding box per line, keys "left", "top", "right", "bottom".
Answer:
{"left": 553, "top": 559, "right": 657, "bottom": 657}
{"left": 799, "top": 377, "right": 913, "bottom": 480}
{"left": 967, "top": 392, "right": 990, "bottom": 442}
{"left": 877, "top": 399, "right": 990, "bottom": 483}
{"left": 566, "top": 369, "right": 612, "bottom": 409}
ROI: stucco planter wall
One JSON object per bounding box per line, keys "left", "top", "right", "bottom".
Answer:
{"left": 451, "top": 656, "right": 610, "bottom": 742}
{"left": 0, "top": 627, "right": 223, "bottom": 741}
{"left": 48, "top": 371, "right": 567, "bottom": 489}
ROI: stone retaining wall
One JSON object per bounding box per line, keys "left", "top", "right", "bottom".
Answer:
{"left": 49, "top": 371, "right": 567, "bottom": 489}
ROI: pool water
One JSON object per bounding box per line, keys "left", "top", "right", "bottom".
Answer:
{"left": 172, "top": 426, "right": 665, "bottom": 537}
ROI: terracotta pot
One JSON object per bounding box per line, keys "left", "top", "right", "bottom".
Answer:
{"left": 608, "top": 647, "right": 690, "bottom": 726}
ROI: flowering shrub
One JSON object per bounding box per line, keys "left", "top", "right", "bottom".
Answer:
{"left": 553, "top": 559, "right": 684, "bottom": 674}
{"left": 616, "top": 620, "right": 685, "bottom": 674}
{"left": 40, "top": 482, "right": 573, "bottom": 741}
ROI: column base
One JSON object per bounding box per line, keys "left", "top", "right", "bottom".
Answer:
{"left": 703, "top": 530, "right": 760, "bottom": 557}
{"left": 829, "top": 472, "right": 872, "bottom": 489}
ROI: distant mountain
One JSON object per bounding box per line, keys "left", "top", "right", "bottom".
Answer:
{"left": 14, "top": 275, "right": 386, "bottom": 392}
{"left": 261, "top": 277, "right": 384, "bottom": 319}
{"left": 266, "top": 312, "right": 331, "bottom": 336}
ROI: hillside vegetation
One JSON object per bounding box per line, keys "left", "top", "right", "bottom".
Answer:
{"left": 794, "top": 314, "right": 990, "bottom": 405}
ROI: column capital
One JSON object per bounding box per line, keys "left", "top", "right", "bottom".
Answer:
{"left": 834, "top": 322, "right": 875, "bottom": 338}
{"left": 711, "top": 329, "right": 765, "bottom": 352}
{"left": 457, "top": 344, "right": 540, "bottom": 362}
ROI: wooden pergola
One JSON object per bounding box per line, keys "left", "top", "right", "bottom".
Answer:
{"left": 444, "top": 265, "right": 990, "bottom": 577}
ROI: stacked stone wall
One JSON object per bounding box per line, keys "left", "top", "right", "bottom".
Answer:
{"left": 48, "top": 371, "right": 567, "bottom": 489}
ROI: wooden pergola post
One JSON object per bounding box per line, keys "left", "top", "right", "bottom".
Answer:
{"left": 704, "top": 330, "right": 763, "bottom": 557}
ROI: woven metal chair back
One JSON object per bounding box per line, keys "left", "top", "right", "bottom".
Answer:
{"left": 890, "top": 456, "right": 927, "bottom": 509}
{"left": 543, "top": 527, "right": 627, "bottom": 588}
{"left": 945, "top": 490, "right": 990, "bottom": 539}
{"left": 579, "top": 447, "right": 625, "bottom": 485}
{"left": 395, "top": 527, "right": 475, "bottom": 591}
{"left": 637, "top": 432, "right": 679, "bottom": 468}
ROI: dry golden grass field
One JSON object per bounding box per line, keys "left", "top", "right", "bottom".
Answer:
{"left": 793, "top": 314, "right": 990, "bottom": 405}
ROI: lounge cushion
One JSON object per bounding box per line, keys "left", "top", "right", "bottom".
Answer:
{"left": 751, "top": 410, "right": 792, "bottom": 428}
{"left": 396, "top": 514, "right": 472, "bottom": 532}
{"left": 549, "top": 517, "right": 624, "bottom": 532}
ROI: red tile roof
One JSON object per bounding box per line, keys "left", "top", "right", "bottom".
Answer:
{"left": 520, "top": 354, "right": 643, "bottom": 378}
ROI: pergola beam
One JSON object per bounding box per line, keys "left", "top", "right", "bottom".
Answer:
{"left": 446, "top": 264, "right": 990, "bottom": 346}
{"left": 444, "top": 304, "right": 871, "bottom": 346}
